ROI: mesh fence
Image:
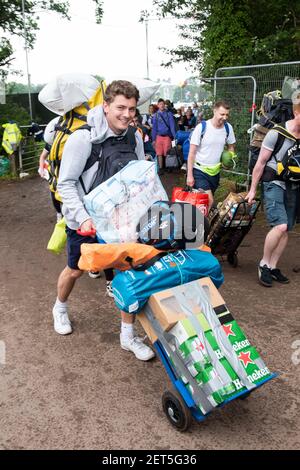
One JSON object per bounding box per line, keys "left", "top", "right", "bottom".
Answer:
{"left": 211, "top": 61, "right": 300, "bottom": 183}
{"left": 18, "top": 125, "right": 46, "bottom": 175}
{"left": 215, "top": 61, "right": 300, "bottom": 104}
{"left": 197, "top": 76, "right": 255, "bottom": 182}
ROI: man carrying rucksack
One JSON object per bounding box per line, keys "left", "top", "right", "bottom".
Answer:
{"left": 246, "top": 95, "right": 300, "bottom": 287}
{"left": 52, "top": 80, "right": 155, "bottom": 361}
{"left": 186, "top": 101, "right": 236, "bottom": 211}
{"left": 151, "top": 98, "right": 176, "bottom": 175}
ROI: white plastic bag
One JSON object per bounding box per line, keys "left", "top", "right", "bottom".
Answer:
{"left": 38, "top": 73, "right": 100, "bottom": 115}
{"left": 39, "top": 74, "right": 160, "bottom": 115}
{"left": 83, "top": 161, "right": 168, "bottom": 243}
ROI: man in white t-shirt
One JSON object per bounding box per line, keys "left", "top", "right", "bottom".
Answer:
{"left": 186, "top": 101, "right": 236, "bottom": 210}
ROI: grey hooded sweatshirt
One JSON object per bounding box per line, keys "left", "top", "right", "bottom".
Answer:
{"left": 57, "top": 105, "right": 145, "bottom": 230}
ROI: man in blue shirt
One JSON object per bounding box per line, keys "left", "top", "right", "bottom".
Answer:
{"left": 152, "top": 98, "right": 176, "bottom": 175}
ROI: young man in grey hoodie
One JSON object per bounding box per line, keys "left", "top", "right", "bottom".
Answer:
{"left": 53, "top": 80, "right": 155, "bottom": 361}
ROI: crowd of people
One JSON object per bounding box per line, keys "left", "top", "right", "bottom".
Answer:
{"left": 129, "top": 98, "right": 203, "bottom": 175}
{"left": 37, "top": 79, "right": 299, "bottom": 365}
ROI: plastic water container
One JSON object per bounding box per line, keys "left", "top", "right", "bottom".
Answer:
{"left": 0, "top": 157, "right": 10, "bottom": 177}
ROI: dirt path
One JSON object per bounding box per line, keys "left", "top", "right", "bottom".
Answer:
{"left": 0, "top": 175, "right": 299, "bottom": 450}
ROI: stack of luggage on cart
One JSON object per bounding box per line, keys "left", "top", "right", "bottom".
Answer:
{"left": 206, "top": 192, "right": 260, "bottom": 266}
{"left": 78, "top": 160, "right": 275, "bottom": 430}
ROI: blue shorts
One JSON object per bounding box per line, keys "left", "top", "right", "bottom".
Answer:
{"left": 193, "top": 168, "right": 220, "bottom": 193}
{"left": 66, "top": 226, "right": 98, "bottom": 270}
{"left": 262, "top": 182, "right": 298, "bottom": 231}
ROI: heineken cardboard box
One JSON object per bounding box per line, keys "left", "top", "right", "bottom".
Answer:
{"left": 138, "top": 277, "right": 224, "bottom": 343}
{"left": 138, "top": 277, "right": 273, "bottom": 413}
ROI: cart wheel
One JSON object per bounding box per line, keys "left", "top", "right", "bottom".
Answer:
{"left": 227, "top": 252, "right": 238, "bottom": 267}
{"left": 162, "top": 390, "right": 192, "bottom": 432}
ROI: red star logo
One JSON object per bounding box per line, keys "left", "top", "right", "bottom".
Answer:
{"left": 193, "top": 338, "right": 204, "bottom": 352}
{"left": 223, "top": 323, "right": 236, "bottom": 337}
{"left": 238, "top": 351, "right": 254, "bottom": 368}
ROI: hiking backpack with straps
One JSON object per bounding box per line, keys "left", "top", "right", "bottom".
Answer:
{"left": 256, "top": 90, "right": 293, "bottom": 129}
{"left": 272, "top": 125, "right": 300, "bottom": 183}
{"left": 48, "top": 80, "right": 106, "bottom": 201}
{"left": 250, "top": 124, "right": 300, "bottom": 183}
{"left": 79, "top": 125, "right": 138, "bottom": 194}
{"left": 249, "top": 89, "right": 294, "bottom": 176}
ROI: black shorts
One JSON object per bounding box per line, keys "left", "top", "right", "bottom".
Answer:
{"left": 193, "top": 168, "right": 220, "bottom": 194}
{"left": 66, "top": 226, "right": 98, "bottom": 270}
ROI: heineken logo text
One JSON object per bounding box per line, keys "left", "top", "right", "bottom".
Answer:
{"left": 215, "top": 339, "right": 250, "bottom": 359}
{"left": 233, "top": 367, "right": 270, "bottom": 390}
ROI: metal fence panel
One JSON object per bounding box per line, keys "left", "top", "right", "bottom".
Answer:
{"left": 18, "top": 125, "right": 46, "bottom": 175}
{"left": 200, "top": 76, "right": 256, "bottom": 184}
{"left": 215, "top": 61, "right": 300, "bottom": 104}
{"left": 213, "top": 61, "right": 300, "bottom": 185}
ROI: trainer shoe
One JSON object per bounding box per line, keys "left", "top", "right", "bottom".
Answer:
{"left": 52, "top": 304, "right": 72, "bottom": 335}
{"left": 258, "top": 264, "right": 272, "bottom": 287}
{"left": 88, "top": 271, "right": 101, "bottom": 279}
{"left": 181, "top": 162, "right": 187, "bottom": 172}
{"left": 106, "top": 281, "right": 114, "bottom": 298}
{"left": 271, "top": 268, "right": 290, "bottom": 284}
{"left": 120, "top": 334, "right": 155, "bottom": 361}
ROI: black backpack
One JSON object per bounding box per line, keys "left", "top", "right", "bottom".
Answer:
{"left": 273, "top": 126, "right": 300, "bottom": 183}
{"left": 249, "top": 90, "right": 294, "bottom": 176}
{"left": 80, "top": 126, "right": 137, "bottom": 194}
{"left": 250, "top": 124, "right": 299, "bottom": 183}
{"left": 257, "top": 90, "right": 293, "bottom": 128}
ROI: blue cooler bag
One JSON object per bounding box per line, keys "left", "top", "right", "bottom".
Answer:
{"left": 112, "top": 249, "right": 223, "bottom": 314}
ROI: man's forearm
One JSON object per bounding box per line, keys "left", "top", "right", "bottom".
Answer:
{"left": 187, "top": 146, "right": 197, "bottom": 176}
{"left": 250, "top": 161, "right": 265, "bottom": 192}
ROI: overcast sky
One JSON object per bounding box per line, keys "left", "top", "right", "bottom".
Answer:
{"left": 9, "top": 0, "right": 192, "bottom": 86}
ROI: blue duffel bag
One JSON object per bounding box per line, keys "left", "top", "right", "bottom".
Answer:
{"left": 175, "top": 130, "right": 191, "bottom": 146}
{"left": 112, "top": 249, "right": 224, "bottom": 314}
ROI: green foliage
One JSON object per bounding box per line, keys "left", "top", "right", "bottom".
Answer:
{"left": 0, "top": 99, "right": 30, "bottom": 141}
{"left": 0, "top": 1, "right": 104, "bottom": 76}
{"left": 5, "top": 81, "right": 45, "bottom": 93}
{"left": 153, "top": 0, "right": 300, "bottom": 75}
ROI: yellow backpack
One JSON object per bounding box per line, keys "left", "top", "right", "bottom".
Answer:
{"left": 48, "top": 81, "right": 106, "bottom": 201}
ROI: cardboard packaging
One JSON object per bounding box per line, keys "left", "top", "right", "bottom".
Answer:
{"left": 137, "top": 277, "right": 224, "bottom": 343}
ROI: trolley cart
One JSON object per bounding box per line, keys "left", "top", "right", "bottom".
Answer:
{"left": 141, "top": 279, "right": 276, "bottom": 432}
{"left": 140, "top": 278, "right": 277, "bottom": 431}
{"left": 206, "top": 200, "right": 260, "bottom": 267}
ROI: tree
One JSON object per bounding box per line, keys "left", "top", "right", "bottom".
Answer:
{"left": 152, "top": 0, "right": 300, "bottom": 76}
{"left": 0, "top": 0, "right": 104, "bottom": 76}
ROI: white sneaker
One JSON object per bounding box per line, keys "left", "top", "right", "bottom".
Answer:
{"left": 52, "top": 304, "right": 72, "bottom": 335}
{"left": 120, "top": 334, "right": 155, "bottom": 361}
{"left": 88, "top": 271, "right": 101, "bottom": 279}
{"left": 106, "top": 281, "right": 114, "bottom": 298}
{"left": 181, "top": 163, "right": 187, "bottom": 172}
